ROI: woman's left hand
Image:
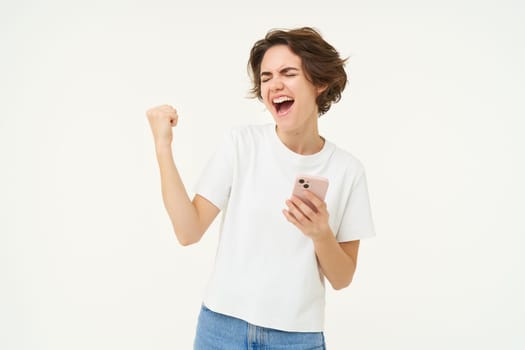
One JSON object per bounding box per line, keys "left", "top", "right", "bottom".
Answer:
{"left": 283, "top": 191, "right": 332, "bottom": 241}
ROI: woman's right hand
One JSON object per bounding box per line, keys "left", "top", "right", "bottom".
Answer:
{"left": 146, "top": 104, "right": 179, "bottom": 146}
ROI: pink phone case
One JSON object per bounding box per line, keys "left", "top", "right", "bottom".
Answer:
{"left": 292, "top": 175, "right": 329, "bottom": 211}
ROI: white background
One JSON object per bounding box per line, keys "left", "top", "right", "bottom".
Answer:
{"left": 1, "top": 0, "right": 524, "bottom": 349}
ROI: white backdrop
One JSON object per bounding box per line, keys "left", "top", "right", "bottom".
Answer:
{"left": 1, "top": 0, "right": 524, "bottom": 349}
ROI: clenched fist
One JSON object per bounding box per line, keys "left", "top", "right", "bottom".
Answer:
{"left": 146, "top": 104, "right": 179, "bottom": 146}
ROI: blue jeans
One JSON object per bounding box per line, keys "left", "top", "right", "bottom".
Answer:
{"left": 194, "top": 304, "right": 326, "bottom": 349}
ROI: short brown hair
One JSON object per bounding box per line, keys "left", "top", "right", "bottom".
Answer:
{"left": 248, "top": 27, "right": 348, "bottom": 116}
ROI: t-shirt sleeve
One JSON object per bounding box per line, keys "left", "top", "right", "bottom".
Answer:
{"left": 336, "top": 166, "right": 376, "bottom": 242}
{"left": 193, "top": 129, "right": 235, "bottom": 211}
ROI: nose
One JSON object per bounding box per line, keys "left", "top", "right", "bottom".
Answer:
{"left": 269, "top": 77, "right": 284, "bottom": 92}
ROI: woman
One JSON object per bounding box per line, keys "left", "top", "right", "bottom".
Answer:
{"left": 147, "top": 27, "right": 375, "bottom": 349}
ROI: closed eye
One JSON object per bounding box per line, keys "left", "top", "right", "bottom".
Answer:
{"left": 281, "top": 67, "right": 299, "bottom": 76}
{"left": 260, "top": 67, "right": 300, "bottom": 83}
{"left": 261, "top": 74, "right": 271, "bottom": 83}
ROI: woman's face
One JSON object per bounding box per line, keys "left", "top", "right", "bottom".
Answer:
{"left": 260, "top": 45, "right": 324, "bottom": 132}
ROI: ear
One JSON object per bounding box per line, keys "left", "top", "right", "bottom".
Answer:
{"left": 316, "top": 84, "right": 328, "bottom": 95}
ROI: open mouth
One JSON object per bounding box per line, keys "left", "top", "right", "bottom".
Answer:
{"left": 272, "top": 96, "right": 294, "bottom": 116}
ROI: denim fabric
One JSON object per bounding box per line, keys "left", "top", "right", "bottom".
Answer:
{"left": 194, "top": 304, "right": 326, "bottom": 350}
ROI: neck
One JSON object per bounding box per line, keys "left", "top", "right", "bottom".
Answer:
{"left": 275, "top": 124, "right": 325, "bottom": 155}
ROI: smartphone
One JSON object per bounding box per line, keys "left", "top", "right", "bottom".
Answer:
{"left": 292, "top": 175, "right": 329, "bottom": 212}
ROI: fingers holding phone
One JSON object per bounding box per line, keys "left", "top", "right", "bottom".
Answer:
{"left": 284, "top": 175, "right": 331, "bottom": 240}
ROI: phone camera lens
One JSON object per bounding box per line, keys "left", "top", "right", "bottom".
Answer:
{"left": 303, "top": 184, "right": 309, "bottom": 189}
{"left": 299, "top": 179, "right": 305, "bottom": 184}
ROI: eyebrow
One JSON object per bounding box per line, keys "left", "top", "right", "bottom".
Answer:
{"left": 260, "top": 67, "right": 299, "bottom": 77}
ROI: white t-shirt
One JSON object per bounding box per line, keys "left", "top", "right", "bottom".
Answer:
{"left": 194, "top": 123, "right": 375, "bottom": 332}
